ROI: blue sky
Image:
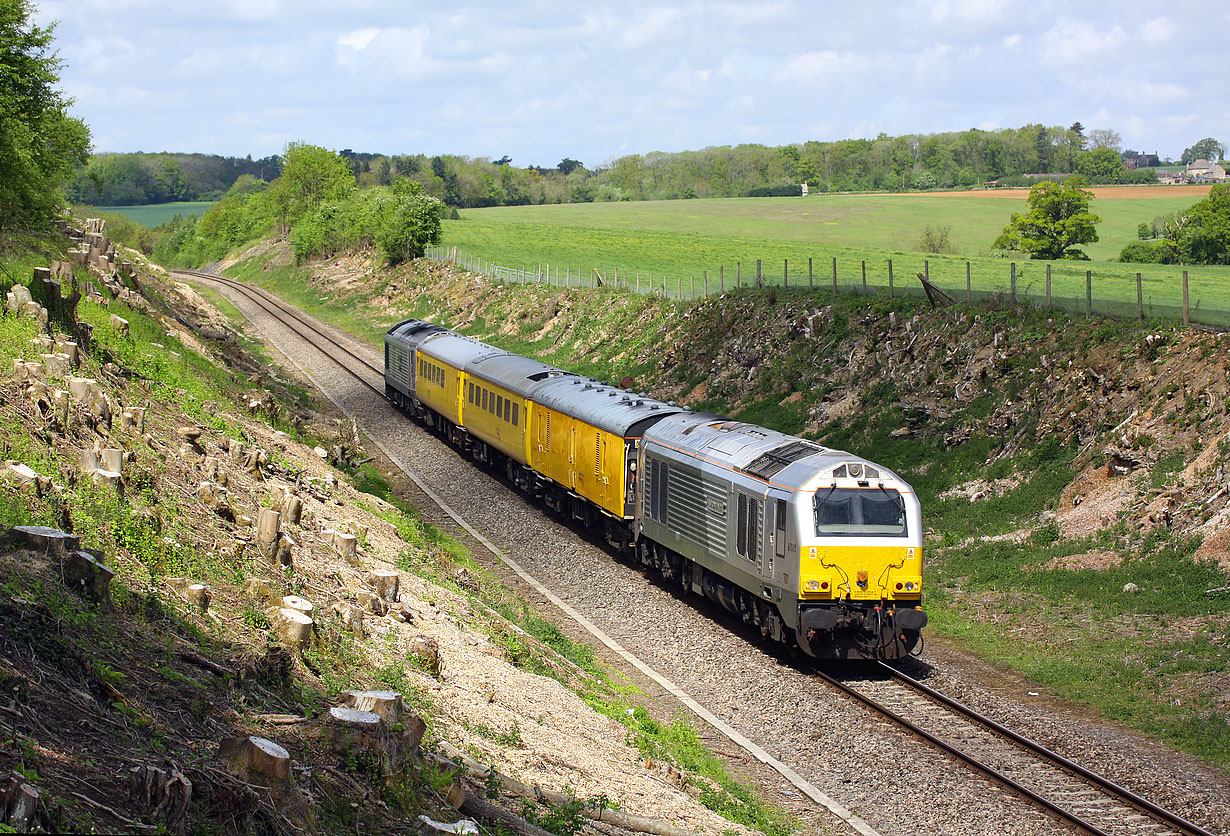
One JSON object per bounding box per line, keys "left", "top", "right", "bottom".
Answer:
{"left": 37, "top": 0, "right": 1229, "bottom": 169}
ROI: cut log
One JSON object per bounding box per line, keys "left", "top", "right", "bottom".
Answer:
{"left": 368, "top": 569, "right": 399, "bottom": 602}
{"left": 274, "top": 607, "right": 313, "bottom": 648}
{"left": 101, "top": 448, "right": 124, "bottom": 475}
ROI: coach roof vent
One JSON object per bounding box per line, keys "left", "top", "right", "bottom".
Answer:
{"left": 740, "top": 440, "right": 826, "bottom": 480}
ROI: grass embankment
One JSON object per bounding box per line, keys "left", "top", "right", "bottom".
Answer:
{"left": 1, "top": 239, "right": 796, "bottom": 834}
{"left": 219, "top": 246, "right": 1230, "bottom": 772}
{"left": 443, "top": 191, "right": 1229, "bottom": 320}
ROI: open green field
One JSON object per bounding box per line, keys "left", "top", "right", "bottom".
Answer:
{"left": 93, "top": 201, "right": 215, "bottom": 227}
{"left": 442, "top": 187, "right": 1230, "bottom": 323}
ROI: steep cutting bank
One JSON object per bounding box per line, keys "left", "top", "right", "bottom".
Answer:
{"left": 221, "top": 243, "right": 1230, "bottom": 772}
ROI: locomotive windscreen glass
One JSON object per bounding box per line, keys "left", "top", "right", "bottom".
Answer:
{"left": 814, "top": 488, "right": 906, "bottom": 537}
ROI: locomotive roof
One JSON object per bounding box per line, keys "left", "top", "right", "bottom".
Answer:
{"left": 643, "top": 412, "right": 881, "bottom": 491}
{"left": 466, "top": 353, "right": 577, "bottom": 398}
{"left": 385, "top": 318, "right": 449, "bottom": 346}
{"left": 418, "top": 331, "right": 507, "bottom": 368}
{"left": 532, "top": 376, "right": 685, "bottom": 437}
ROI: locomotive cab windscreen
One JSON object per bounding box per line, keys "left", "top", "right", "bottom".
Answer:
{"left": 814, "top": 486, "right": 907, "bottom": 537}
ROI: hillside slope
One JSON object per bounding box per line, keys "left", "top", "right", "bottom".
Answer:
{"left": 220, "top": 243, "right": 1230, "bottom": 770}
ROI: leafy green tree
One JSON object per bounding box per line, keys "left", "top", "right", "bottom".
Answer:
{"left": 0, "top": 0, "right": 90, "bottom": 232}
{"left": 374, "top": 179, "right": 444, "bottom": 264}
{"left": 1074, "top": 148, "right": 1125, "bottom": 181}
{"left": 268, "top": 142, "right": 355, "bottom": 229}
{"left": 557, "top": 158, "right": 583, "bottom": 175}
{"left": 993, "top": 178, "right": 1101, "bottom": 260}
{"left": 1175, "top": 184, "right": 1230, "bottom": 264}
{"left": 1181, "top": 138, "right": 1226, "bottom": 164}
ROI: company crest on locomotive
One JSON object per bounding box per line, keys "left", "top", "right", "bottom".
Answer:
{"left": 385, "top": 318, "right": 926, "bottom": 659}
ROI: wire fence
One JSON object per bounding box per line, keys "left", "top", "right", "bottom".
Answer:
{"left": 424, "top": 245, "right": 1230, "bottom": 329}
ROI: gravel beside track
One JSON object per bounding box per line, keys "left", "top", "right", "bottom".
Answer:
{"left": 188, "top": 272, "right": 1230, "bottom": 836}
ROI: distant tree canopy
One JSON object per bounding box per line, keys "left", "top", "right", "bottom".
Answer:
{"left": 0, "top": 0, "right": 91, "bottom": 232}
{"left": 993, "top": 178, "right": 1101, "bottom": 260}
{"left": 68, "top": 152, "right": 282, "bottom": 205}
{"left": 1180, "top": 138, "right": 1226, "bottom": 165}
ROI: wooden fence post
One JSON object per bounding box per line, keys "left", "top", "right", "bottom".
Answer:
{"left": 756, "top": 259, "right": 762, "bottom": 287}
{"left": 861, "top": 260, "right": 867, "bottom": 293}
{"left": 832, "top": 257, "right": 838, "bottom": 293}
{"left": 690, "top": 275, "right": 694, "bottom": 300}
{"left": 1086, "top": 270, "right": 1092, "bottom": 318}
{"left": 720, "top": 266, "right": 725, "bottom": 293}
{"left": 1010, "top": 262, "right": 1017, "bottom": 304}
{"left": 737, "top": 262, "right": 741, "bottom": 288}
{"left": 1136, "top": 272, "right": 1143, "bottom": 321}
{"left": 784, "top": 258, "right": 788, "bottom": 288}
{"left": 888, "top": 259, "right": 894, "bottom": 298}
{"left": 1046, "top": 264, "right": 1052, "bottom": 310}
{"left": 808, "top": 257, "right": 813, "bottom": 288}
{"left": 1183, "top": 270, "right": 1190, "bottom": 325}
{"left": 966, "top": 261, "right": 971, "bottom": 302}
{"left": 703, "top": 270, "right": 708, "bottom": 296}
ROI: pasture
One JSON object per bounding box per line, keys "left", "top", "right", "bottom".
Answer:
{"left": 442, "top": 187, "right": 1230, "bottom": 321}
{"left": 93, "top": 201, "right": 215, "bottom": 227}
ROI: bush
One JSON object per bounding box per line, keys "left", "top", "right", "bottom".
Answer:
{"left": 1119, "top": 240, "right": 1177, "bottom": 264}
{"left": 917, "top": 225, "right": 956, "bottom": 254}
{"left": 744, "top": 184, "right": 802, "bottom": 198}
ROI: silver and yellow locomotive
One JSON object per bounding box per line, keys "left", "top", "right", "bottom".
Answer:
{"left": 385, "top": 318, "right": 925, "bottom": 659}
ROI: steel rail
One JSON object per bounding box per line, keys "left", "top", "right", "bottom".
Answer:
{"left": 877, "top": 662, "right": 1215, "bottom": 836}
{"left": 813, "top": 667, "right": 1115, "bottom": 836}
{"left": 177, "top": 269, "right": 384, "bottom": 380}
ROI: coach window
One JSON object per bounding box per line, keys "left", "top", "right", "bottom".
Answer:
{"left": 512, "top": 403, "right": 519, "bottom": 426}
{"left": 503, "top": 399, "right": 511, "bottom": 422}
{"left": 495, "top": 395, "right": 502, "bottom": 416}
{"left": 481, "top": 389, "right": 488, "bottom": 411}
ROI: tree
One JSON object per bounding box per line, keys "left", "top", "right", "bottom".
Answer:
{"left": 993, "top": 178, "right": 1101, "bottom": 260}
{"left": 556, "top": 157, "right": 583, "bottom": 175}
{"left": 1181, "top": 137, "right": 1226, "bottom": 165}
{"left": 268, "top": 142, "right": 355, "bottom": 228}
{"left": 1068, "top": 122, "right": 1086, "bottom": 152}
{"left": 1174, "top": 184, "right": 1230, "bottom": 264}
{"left": 1074, "top": 148, "right": 1124, "bottom": 181}
{"left": 374, "top": 179, "right": 444, "bottom": 264}
{"left": 1087, "top": 128, "right": 1122, "bottom": 152}
{"left": 0, "top": 0, "right": 90, "bottom": 232}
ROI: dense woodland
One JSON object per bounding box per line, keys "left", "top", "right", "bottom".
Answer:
{"left": 75, "top": 123, "right": 1181, "bottom": 210}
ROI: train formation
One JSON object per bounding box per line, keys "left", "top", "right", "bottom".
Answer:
{"left": 384, "top": 318, "right": 926, "bottom": 659}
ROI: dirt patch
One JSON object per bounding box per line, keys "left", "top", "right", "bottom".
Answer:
{"left": 1057, "top": 463, "right": 1134, "bottom": 538}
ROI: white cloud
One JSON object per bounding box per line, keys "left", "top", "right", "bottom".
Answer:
{"left": 1043, "top": 20, "right": 1126, "bottom": 65}
{"left": 1139, "top": 16, "right": 1176, "bottom": 45}
{"left": 338, "top": 28, "right": 380, "bottom": 51}
{"left": 617, "top": 7, "right": 688, "bottom": 49}
{"left": 931, "top": 0, "right": 1008, "bottom": 26}
{"left": 776, "top": 51, "right": 869, "bottom": 84}
{"left": 1001, "top": 33, "right": 1022, "bottom": 49}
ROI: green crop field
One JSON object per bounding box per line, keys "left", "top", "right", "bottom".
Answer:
{"left": 441, "top": 188, "right": 1230, "bottom": 323}
{"left": 93, "top": 201, "right": 215, "bottom": 227}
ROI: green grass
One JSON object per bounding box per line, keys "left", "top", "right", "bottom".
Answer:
{"left": 441, "top": 190, "right": 1230, "bottom": 321}
{"left": 93, "top": 201, "right": 215, "bottom": 227}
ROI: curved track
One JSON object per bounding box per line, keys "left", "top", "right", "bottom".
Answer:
{"left": 817, "top": 663, "right": 1215, "bottom": 836}
{"left": 179, "top": 269, "right": 1219, "bottom": 836}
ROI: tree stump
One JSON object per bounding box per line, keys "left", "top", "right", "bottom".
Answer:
{"left": 2, "top": 525, "right": 79, "bottom": 557}
{"left": 101, "top": 448, "right": 123, "bottom": 475}
{"left": 256, "top": 509, "right": 280, "bottom": 562}
{"left": 356, "top": 589, "right": 389, "bottom": 616}
{"left": 274, "top": 533, "right": 294, "bottom": 567}
{"left": 282, "top": 495, "right": 302, "bottom": 526}
{"left": 409, "top": 636, "right": 441, "bottom": 678}
{"left": 2, "top": 770, "right": 43, "bottom": 833}
{"left": 217, "top": 736, "right": 313, "bottom": 831}
{"left": 186, "top": 584, "right": 211, "bottom": 613}
{"left": 274, "top": 608, "right": 313, "bottom": 648}
{"left": 127, "top": 764, "right": 191, "bottom": 836}
{"left": 332, "top": 601, "right": 365, "bottom": 638}
{"left": 329, "top": 530, "right": 357, "bottom": 564}
{"left": 242, "top": 577, "right": 276, "bottom": 602}
{"left": 62, "top": 550, "right": 114, "bottom": 605}
{"left": 343, "top": 690, "right": 426, "bottom": 750}
{"left": 280, "top": 595, "right": 312, "bottom": 616}
{"left": 368, "top": 569, "right": 399, "bottom": 602}
{"left": 324, "top": 707, "right": 402, "bottom": 775}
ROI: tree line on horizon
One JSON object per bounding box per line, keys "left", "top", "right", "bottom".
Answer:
{"left": 73, "top": 123, "right": 1224, "bottom": 211}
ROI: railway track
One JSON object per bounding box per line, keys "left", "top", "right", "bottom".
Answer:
{"left": 817, "top": 663, "right": 1216, "bottom": 836}
{"left": 179, "top": 269, "right": 1219, "bottom": 836}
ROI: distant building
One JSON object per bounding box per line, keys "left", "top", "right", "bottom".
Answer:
{"left": 1186, "top": 159, "right": 1228, "bottom": 182}
{"left": 1123, "top": 152, "right": 1161, "bottom": 169}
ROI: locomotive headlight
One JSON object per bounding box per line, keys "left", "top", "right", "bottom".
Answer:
{"left": 848, "top": 463, "right": 863, "bottom": 478}
{"left": 806, "top": 580, "right": 820, "bottom": 591}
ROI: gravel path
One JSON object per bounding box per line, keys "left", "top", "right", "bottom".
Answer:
{"left": 197, "top": 275, "right": 1230, "bottom": 836}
